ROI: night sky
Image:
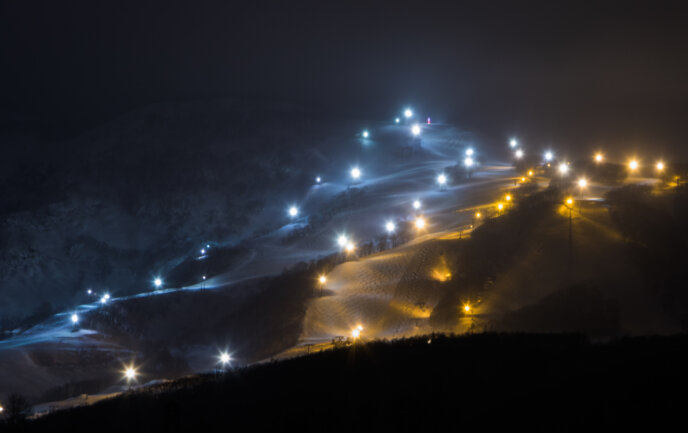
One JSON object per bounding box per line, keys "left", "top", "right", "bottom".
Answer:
{"left": 1, "top": 0, "right": 687, "bottom": 155}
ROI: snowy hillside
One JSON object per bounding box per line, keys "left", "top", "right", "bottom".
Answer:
{"left": 1, "top": 99, "right": 358, "bottom": 321}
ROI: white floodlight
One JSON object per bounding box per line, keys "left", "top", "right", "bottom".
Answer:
{"left": 337, "top": 235, "right": 348, "bottom": 247}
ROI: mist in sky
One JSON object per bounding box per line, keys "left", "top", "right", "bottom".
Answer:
{"left": 1, "top": 0, "right": 687, "bottom": 157}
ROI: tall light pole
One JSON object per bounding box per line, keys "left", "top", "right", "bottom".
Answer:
{"left": 318, "top": 275, "right": 327, "bottom": 297}
{"left": 437, "top": 173, "right": 447, "bottom": 190}
{"left": 415, "top": 216, "right": 426, "bottom": 230}
{"left": 71, "top": 313, "right": 79, "bottom": 331}
{"left": 350, "top": 167, "right": 361, "bottom": 185}
{"left": 656, "top": 161, "right": 666, "bottom": 185}
{"left": 564, "top": 197, "right": 574, "bottom": 262}
{"left": 218, "top": 352, "right": 231, "bottom": 373}
{"left": 577, "top": 178, "right": 587, "bottom": 214}
{"left": 351, "top": 325, "right": 363, "bottom": 342}
{"left": 124, "top": 365, "right": 138, "bottom": 390}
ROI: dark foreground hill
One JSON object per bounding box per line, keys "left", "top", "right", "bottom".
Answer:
{"left": 9, "top": 333, "right": 688, "bottom": 431}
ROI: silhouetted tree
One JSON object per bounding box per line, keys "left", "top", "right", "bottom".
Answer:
{"left": 5, "top": 393, "right": 31, "bottom": 424}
